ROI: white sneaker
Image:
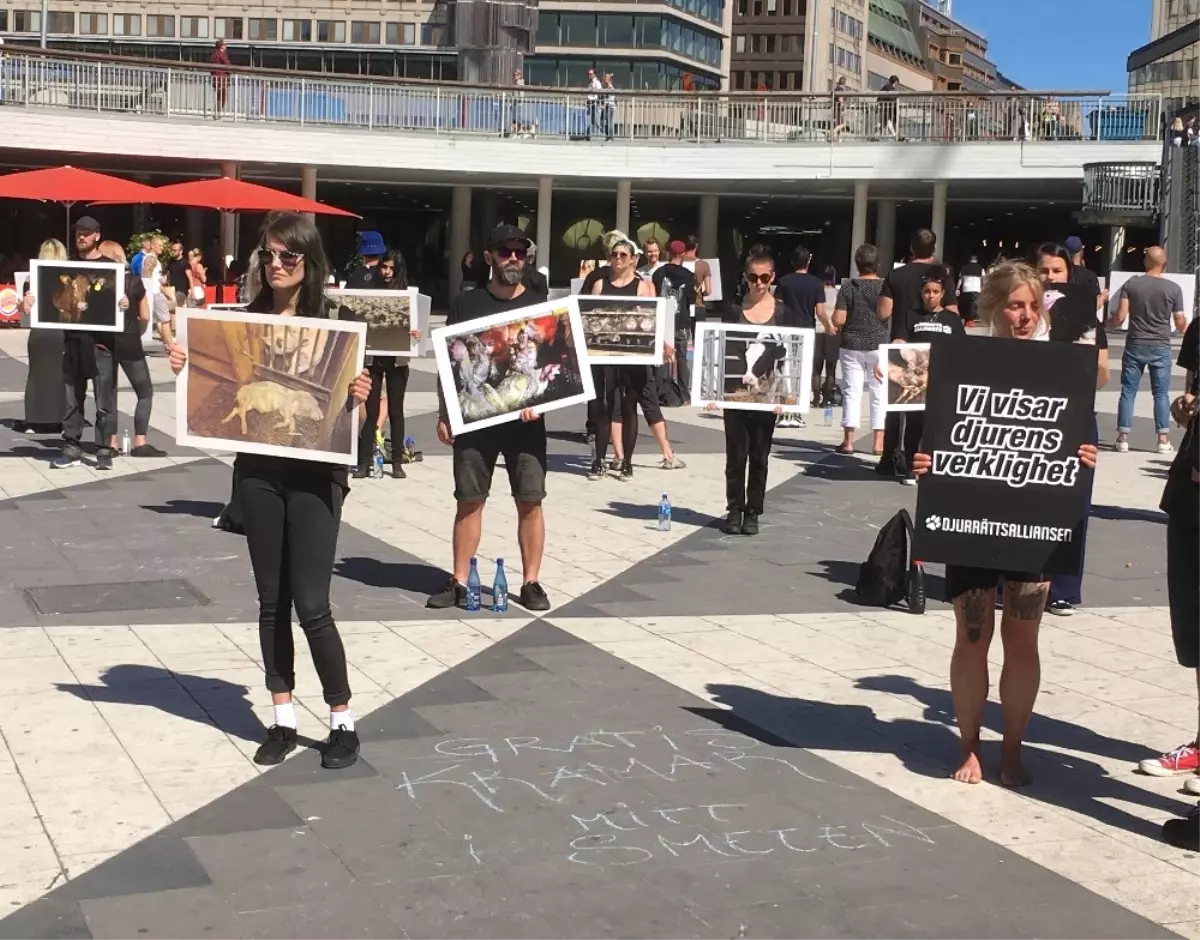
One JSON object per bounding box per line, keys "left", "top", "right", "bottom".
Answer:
{"left": 1114, "top": 439, "right": 1129, "bottom": 453}
{"left": 1186, "top": 775, "right": 1200, "bottom": 796}
{"left": 1157, "top": 441, "right": 1175, "bottom": 455}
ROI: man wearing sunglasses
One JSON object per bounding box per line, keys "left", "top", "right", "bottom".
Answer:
{"left": 428, "top": 224, "right": 552, "bottom": 612}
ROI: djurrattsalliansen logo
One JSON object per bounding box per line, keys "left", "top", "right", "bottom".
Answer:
{"left": 925, "top": 514, "right": 941, "bottom": 531}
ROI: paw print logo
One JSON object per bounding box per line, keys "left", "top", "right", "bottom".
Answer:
{"left": 925, "top": 514, "right": 941, "bottom": 531}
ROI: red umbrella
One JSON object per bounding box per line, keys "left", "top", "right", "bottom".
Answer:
{"left": 119, "top": 177, "right": 358, "bottom": 217}
{"left": 0, "top": 165, "right": 158, "bottom": 241}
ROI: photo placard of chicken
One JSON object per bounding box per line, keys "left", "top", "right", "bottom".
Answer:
{"left": 221, "top": 380, "right": 325, "bottom": 436}
{"left": 888, "top": 346, "right": 930, "bottom": 405}
{"left": 51, "top": 273, "right": 103, "bottom": 324}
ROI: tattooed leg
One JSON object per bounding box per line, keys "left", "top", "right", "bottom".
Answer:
{"left": 950, "top": 588, "right": 995, "bottom": 785}
{"left": 998, "top": 579, "right": 1048, "bottom": 787}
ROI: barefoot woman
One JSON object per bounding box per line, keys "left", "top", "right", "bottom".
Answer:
{"left": 910, "top": 262, "right": 1098, "bottom": 786}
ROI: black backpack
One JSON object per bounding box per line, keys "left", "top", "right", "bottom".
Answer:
{"left": 855, "top": 509, "right": 926, "bottom": 613}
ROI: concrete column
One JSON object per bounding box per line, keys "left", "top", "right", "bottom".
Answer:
{"left": 850, "top": 182, "right": 869, "bottom": 275}
{"left": 536, "top": 177, "right": 553, "bottom": 281}
{"left": 449, "top": 184, "right": 472, "bottom": 300}
{"left": 875, "top": 198, "right": 896, "bottom": 270}
{"left": 1107, "top": 225, "right": 1126, "bottom": 271}
{"left": 615, "top": 179, "right": 632, "bottom": 235}
{"left": 931, "top": 182, "right": 948, "bottom": 260}
{"left": 219, "top": 161, "right": 239, "bottom": 270}
{"left": 300, "top": 166, "right": 317, "bottom": 222}
{"left": 698, "top": 194, "right": 719, "bottom": 258}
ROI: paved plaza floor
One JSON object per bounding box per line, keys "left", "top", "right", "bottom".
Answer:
{"left": 0, "top": 331, "right": 1195, "bottom": 938}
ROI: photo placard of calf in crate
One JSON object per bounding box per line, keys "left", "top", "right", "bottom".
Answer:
{"left": 176, "top": 308, "right": 366, "bottom": 465}
{"left": 29, "top": 260, "right": 126, "bottom": 332}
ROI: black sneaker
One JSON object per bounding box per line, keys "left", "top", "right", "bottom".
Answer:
{"left": 391, "top": 463, "right": 407, "bottom": 479}
{"left": 519, "top": 581, "right": 551, "bottom": 611}
{"left": 1161, "top": 806, "right": 1199, "bottom": 851}
{"left": 721, "top": 510, "right": 743, "bottom": 535}
{"left": 95, "top": 451, "right": 114, "bottom": 471}
{"left": 322, "top": 727, "right": 360, "bottom": 770}
{"left": 619, "top": 459, "right": 633, "bottom": 481}
{"left": 253, "top": 725, "right": 297, "bottom": 765}
{"left": 426, "top": 577, "right": 467, "bottom": 609}
{"left": 587, "top": 459, "right": 605, "bottom": 481}
{"left": 350, "top": 465, "right": 372, "bottom": 479}
{"left": 51, "top": 447, "right": 82, "bottom": 470}
{"left": 130, "top": 443, "right": 167, "bottom": 457}
{"left": 742, "top": 511, "right": 761, "bottom": 536}
{"left": 1047, "top": 599, "right": 1075, "bottom": 617}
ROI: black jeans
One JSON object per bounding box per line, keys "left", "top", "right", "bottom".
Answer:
{"left": 239, "top": 469, "right": 350, "bottom": 707}
{"left": 878, "top": 412, "right": 905, "bottom": 474}
{"left": 359, "top": 359, "right": 409, "bottom": 468}
{"left": 724, "top": 410, "right": 775, "bottom": 514}
{"left": 1049, "top": 413, "right": 1099, "bottom": 606}
{"left": 118, "top": 356, "right": 154, "bottom": 437}
{"left": 590, "top": 365, "right": 638, "bottom": 462}
{"left": 1167, "top": 515, "right": 1200, "bottom": 668}
{"left": 63, "top": 346, "right": 116, "bottom": 456}
{"left": 812, "top": 332, "right": 840, "bottom": 402}
{"left": 902, "top": 411, "right": 924, "bottom": 475}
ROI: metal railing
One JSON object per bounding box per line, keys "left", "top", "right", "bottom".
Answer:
{"left": 0, "top": 47, "right": 1165, "bottom": 145}
{"left": 1082, "top": 161, "right": 1161, "bottom": 215}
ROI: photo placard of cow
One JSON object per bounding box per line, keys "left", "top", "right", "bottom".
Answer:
{"left": 175, "top": 307, "right": 367, "bottom": 465}
{"left": 328, "top": 287, "right": 424, "bottom": 358}
{"left": 690, "top": 322, "right": 816, "bottom": 414}
{"left": 29, "top": 260, "right": 125, "bottom": 333}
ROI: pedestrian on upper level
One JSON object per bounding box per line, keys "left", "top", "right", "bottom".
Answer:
{"left": 879, "top": 75, "right": 899, "bottom": 139}
{"left": 210, "top": 40, "right": 232, "bottom": 119}
{"left": 602, "top": 72, "right": 616, "bottom": 141}
{"left": 586, "top": 69, "right": 602, "bottom": 139}
{"left": 1109, "top": 246, "right": 1188, "bottom": 455}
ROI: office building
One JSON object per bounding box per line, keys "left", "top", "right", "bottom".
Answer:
{"left": 1127, "top": 0, "right": 1199, "bottom": 115}
{"left": 901, "top": 0, "right": 998, "bottom": 91}
{"left": 729, "top": 0, "right": 866, "bottom": 91}
{"left": 865, "top": 0, "right": 929, "bottom": 90}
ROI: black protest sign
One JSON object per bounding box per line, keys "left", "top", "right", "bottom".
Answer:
{"left": 912, "top": 336, "right": 1096, "bottom": 575}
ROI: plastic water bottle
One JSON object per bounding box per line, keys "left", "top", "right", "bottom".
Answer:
{"left": 492, "top": 558, "right": 509, "bottom": 613}
{"left": 657, "top": 493, "right": 672, "bottom": 532}
{"left": 120, "top": 430, "right": 131, "bottom": 455}
{"left": 371, "top": 440, "right": 385, "bottom": 479}
{"left": 824, "top": 403, "right": 834, "bottom": 427}
{"left": 465, "top": 557, "right": 482, "bottom": 612}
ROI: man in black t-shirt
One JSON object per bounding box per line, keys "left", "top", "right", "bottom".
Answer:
{"left": 166, "top": 239, "right": 190, "bottom": 306}
{"left": 428, "top": 224, "right": 552, "bottom": 613}
{"left": 344, "top": 231, "right": 387, "bottom": 289}
{"left": 653, "top": 240, "right": 697, "bottom": 399}
{"left": 956, "top": 254, "right": 984, "bottom": 323}
{"left": 774, "top": 244, "right": 829, "bottom": 426}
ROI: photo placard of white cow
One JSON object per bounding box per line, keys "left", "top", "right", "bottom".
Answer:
{"left": 691, "top": 322, "right": 815, "bottom": 414}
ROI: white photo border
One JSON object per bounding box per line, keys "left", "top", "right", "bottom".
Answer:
{"left": 691, "top": 322, "right": 816, "bottom": 414}
{"left": 29, "top": 259, "right": 125, "bottom": 333}
{"left": 432, "top": 296, "right": 594, "bottom": 436}
{"left": 175, "top": 307, "right": 367, "bottom": 466}
{"left": 328, "top": 287, "right": 424, "bottom": 358}
{"left": 879, "top": 342, "right": 932, "bottom": 413}
{"left": 574, "top": 294, "right": 667, "bottom": 366}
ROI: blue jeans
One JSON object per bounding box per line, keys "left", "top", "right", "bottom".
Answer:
{"left": 1117, "top": 345, "right": 1172, "bottom": 434}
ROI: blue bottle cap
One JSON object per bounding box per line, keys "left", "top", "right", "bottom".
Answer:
{"left": 497, "top": 557, "right": 504, "bottom": 565}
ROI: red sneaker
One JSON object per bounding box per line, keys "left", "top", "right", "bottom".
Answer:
{"left": 1139, "top": 742, "right": 1199, "bottom": 777}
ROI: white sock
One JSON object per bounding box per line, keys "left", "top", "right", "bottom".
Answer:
{"left": 274, "top": 702, "right": 297, "bottom": 729}
{"left": 331, "top": 709, "right": 354, "bottom": 731}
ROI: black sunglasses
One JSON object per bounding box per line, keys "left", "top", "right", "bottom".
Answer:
{"left": 257, "top": 247, "right": 305, "bottom": 268}
{"left": 744, "top": 272, "right": 773, "bottom": 285}
{"left": 494, "top": 246, "right": 528, "bottom": 261}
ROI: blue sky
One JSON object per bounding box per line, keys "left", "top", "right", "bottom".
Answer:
{"left": 951, "top": 0, "right": 1150, "bottom": 93}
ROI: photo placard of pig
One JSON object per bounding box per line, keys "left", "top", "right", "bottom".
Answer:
{"left": 221, "top": 381, "right": 325, "bottom": 437}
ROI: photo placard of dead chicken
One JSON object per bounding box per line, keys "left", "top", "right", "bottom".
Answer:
{"left": 183, "top": 314, "right": 362, "bottom": 459}
{"left": 447, "top": 310, "right": 585, "bottom": 425}
{"left": 886, "top": 344, "right": 931, "bottom": 409}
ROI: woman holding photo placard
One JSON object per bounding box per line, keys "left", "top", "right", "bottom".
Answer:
{"left": 167, "top": 212, "right": 373, "bottom": 772}
{"left": 910, "top": 261, "right": 1098, "bottom": 788}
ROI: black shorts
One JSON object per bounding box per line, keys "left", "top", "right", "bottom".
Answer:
{"left": 452, "top": 419, "right": 547, "bottom": 504}
{"left": 944, "top": 565, "right": 1045, "bottom": 601}
{"left": 1167, "top": 516, "right": 1199, "bottom": 668}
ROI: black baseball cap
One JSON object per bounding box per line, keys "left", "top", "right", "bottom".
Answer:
{"left": 487, "top": 224, "right": 531, "bottom": 250}
{"left": 74, "top": 216, "right": 100, "bottom": 233}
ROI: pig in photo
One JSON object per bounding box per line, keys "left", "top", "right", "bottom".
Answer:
{"left": 176, "top": 307, "right": 366, "bottom": 465}
{"left": 29, "top": 260, "right": 125, "bottom": 332}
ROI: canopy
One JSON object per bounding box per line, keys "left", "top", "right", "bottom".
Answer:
{"left": 112, "top": 177, "right": 358, "bottom": 217}
{"left": 0, "top": 165, "right": 158, "bottom": 204}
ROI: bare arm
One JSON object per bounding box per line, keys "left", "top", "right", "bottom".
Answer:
{"left": 1173, "top": 311, "right": 1188, "bottom": 333}
{"left": 1109, "top": 295, "right": 1129, "bottom": 329}
{"left": 137, "top": 295, "right": 150, "bottom": 326}
{"left": 1095, "top": 346, "right": 1108, "bottom": 389}
{"left": 877, "top": 295, "right": 893, "bottom": 322}
{"left": 814, "top": 301, "right": 833, "bottom": 333}
{"left": 637, "top": 279, "right": 655, "bottom": 298}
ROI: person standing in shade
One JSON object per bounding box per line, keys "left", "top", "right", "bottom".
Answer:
{"left": 344, "top": 231, "right": 387, "bottom": 289}
{"left": 774, "top": 244, "right": 830, "bottom": 428}
{"left": 166, "top": 239, "right": 191, "bottom": 309}
{"left": 522, "top": 242, "right": 549, "bottom": 296}
{"left": 712, "top": 245, "right": 787, "bottom": 536}
{"left": 684, "top": 235, "right": 713, "bottom": 317}
{"left": 427, "top": 225, "right": 551, "bottom": 612}
{"left": 1109, "top": 246, "right": 1187, "bottom": 455}
{"left": 955, "top": 253, "right": 984, "bottom": 324}
{"left": 833, "top": 244, "right": 887, "bottom": 456}
{"left": 638, "top": 238, "right": 663, "bottom": 279}
{"left": 652, "top": 240, "right": 697, "bottom": 404}
{"left": 814, "top": 264, "right": 842, "bottom": 408}
{"left": 167, "top": 212, "right": 374, "bottom": 770}
{"left": 16, "top": 239, "right": 68, "bottom": 435}
{"left": 876, "top": 228, "right": 957, "bottom": 475}
{"left": 349, "top": 248, "right": 417, "bottom": 480}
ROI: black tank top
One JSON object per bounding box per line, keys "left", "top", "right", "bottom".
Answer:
{"left": 598, "top": 276, "right": 642, "bottom": 297}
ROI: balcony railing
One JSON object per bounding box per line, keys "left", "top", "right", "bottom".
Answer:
{"left": 0, "top": 46, "right": 1165, "bottom": 145}
{"left": 1082, "top": 161, "right": 1161, "bottom": 215}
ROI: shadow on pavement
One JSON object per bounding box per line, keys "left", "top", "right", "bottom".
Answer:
{"left": 141, "top": 499, "right": 226, "bottom": 519}
{"left": 334, "top": 556, "right": 448, "bottom": 595}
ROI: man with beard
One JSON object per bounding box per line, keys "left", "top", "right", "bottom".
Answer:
{"left": 428, "top": 225, "right": 552, "bottom": 612}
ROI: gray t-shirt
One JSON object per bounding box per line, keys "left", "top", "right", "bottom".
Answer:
{"left": 1123, "top": 274, "right": 1184, "bottom": 346}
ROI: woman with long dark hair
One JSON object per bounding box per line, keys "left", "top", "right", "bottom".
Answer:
{"left": 351, "top": 249, "right": 417, "bottom": 479}
{"left": 168, "top": 212, "right": 372, "bottom": 770}
{"left": 910, "top": 262, "right": 1098, "bottom": 787}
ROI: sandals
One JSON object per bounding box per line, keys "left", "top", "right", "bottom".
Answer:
{"left": 835, "top": 445, "right": 855, "bottom": 456}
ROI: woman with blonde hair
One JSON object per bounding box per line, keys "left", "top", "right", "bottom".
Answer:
{"left": 16, "top": 239, "right": 69, "bottom": 433}
{"left": 910, "top": 261, "right": 1099, "bottom": 787}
